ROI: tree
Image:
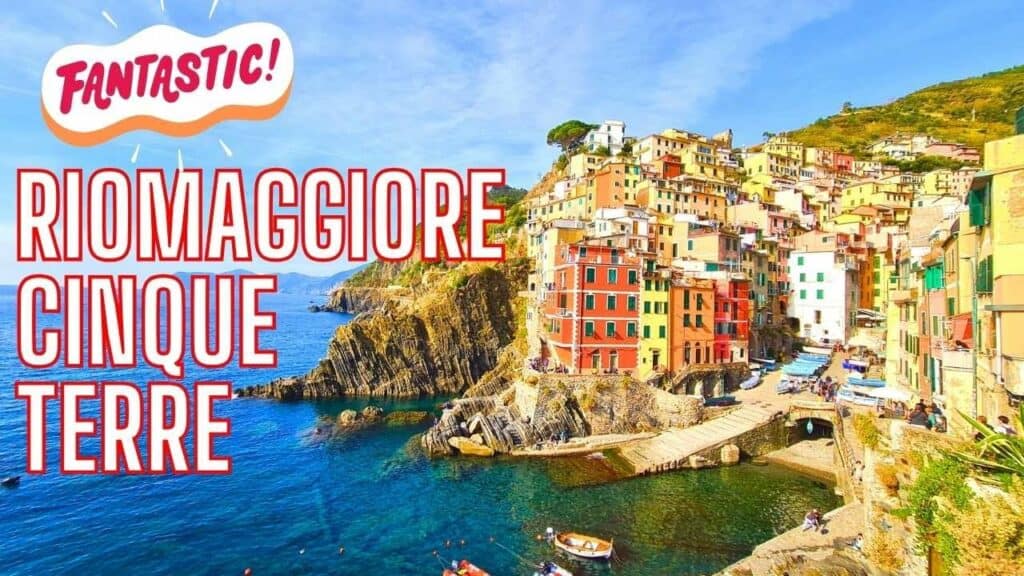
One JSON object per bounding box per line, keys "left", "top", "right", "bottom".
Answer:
{"left": 842, "top": 101, "right": 853, "bottom": 113}
{"left": 546, "top": 120, "right": 597, "bottom": 152}
{"left": 593, "top": 145, "right": 611, "bottom": 157}
{"left": 762, "top": 131, "right": 776, "bottom": 141}
{"left": 617, "top": 140, "right": 634, "bottom": 159}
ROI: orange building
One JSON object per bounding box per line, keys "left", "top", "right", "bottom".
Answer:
{"left": 713, "top": 277, "right": 751, "bottom": 363}
{"left": 543, "top": 243, "right": 641, "bottom": 373}
{"left": 668, "top": 275, "right": 715, "bottom": 370}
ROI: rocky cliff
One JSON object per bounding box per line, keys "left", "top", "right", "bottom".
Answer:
{"left": 421, "top": 375, "right": 704, "bottom": 456}
{"left": 239, "top": 260, "right": 528, "bottom": 399}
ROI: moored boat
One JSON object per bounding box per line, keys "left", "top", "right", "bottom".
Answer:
{"left": 554, "top": 532, "right": 613, "bottom": 559}
{"left": 442, "top": 559, "right": 490, "bottom": 576}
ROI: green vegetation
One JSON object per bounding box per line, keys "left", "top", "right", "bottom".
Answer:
{"left": 883, "top": 155, "right": 965, "bottom": 173}
{"left": 853, "top": 412, "right": 883, "bottom": 449}
{"left": 899, "top": 456, "right": 973, "bottom": 563}
{"left": 955, "top": 406, "right": 1024, "bottom": 478}
{"left": 788, "top": 65, "right": 1024, "bottom": 155}
{"left": 546, "top": 119, "right": 596, "bottom": 152}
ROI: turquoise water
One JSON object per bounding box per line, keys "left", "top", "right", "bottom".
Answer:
{"left": 0, "top": 287, "right": 839, "bottom": 575}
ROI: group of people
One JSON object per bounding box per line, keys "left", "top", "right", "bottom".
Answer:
{"left": 906, "top": 401, "right": 947, "bottom": 432}
{"left": 801, "top": 508, "right": 823, "bottom": 532}
{"left": 975, "top": 414, "right": 1019, "bottom": 439}
{"left": 813, "top": 376, "right": 838, "bottom": 403}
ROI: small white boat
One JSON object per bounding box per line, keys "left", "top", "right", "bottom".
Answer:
{"left": 554, "top": 532, "right": 613, "bottom": 560}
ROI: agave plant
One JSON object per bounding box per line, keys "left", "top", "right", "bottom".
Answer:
{"left": 954, "top": 405, "right": 1024, "bottom": 477}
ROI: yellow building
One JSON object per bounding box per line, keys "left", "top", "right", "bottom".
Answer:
{"left": 963, "top": 130, "right": 1024, "bottom": 419}
{"left": 638, "top": 266, "right": 671, "bottom": 378}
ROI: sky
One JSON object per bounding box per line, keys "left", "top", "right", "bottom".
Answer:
{"left": 1, "top": 0, "right": 1023, "bottom": 282}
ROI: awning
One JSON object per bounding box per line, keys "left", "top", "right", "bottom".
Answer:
{"left": 952, "top": 313, "right": 972, "bottom": 346}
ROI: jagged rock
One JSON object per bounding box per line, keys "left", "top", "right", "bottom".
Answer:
{"left": 420, "top": 375, "right": 704, "bottom": 457}
{"left": 240, "top": 263, "right": 527, "bottom": 399}
{"left": 361, "top": 406, "right": 384, "bottom": 420}
{"left": 337, "top": 409, "right": 359, "bottom": 426}
{"left": 448, "top": 436, "right": 495, "bottom": 457}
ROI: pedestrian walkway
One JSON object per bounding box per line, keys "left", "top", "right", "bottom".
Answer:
{"left": 617, "top": 403, "right": 782, "bottom": 475}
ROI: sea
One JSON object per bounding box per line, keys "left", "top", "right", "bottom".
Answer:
{"left": 0, "top": 285, "right": 840, "bottom": 575}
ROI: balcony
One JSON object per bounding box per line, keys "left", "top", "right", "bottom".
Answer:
{"left": 942, "top": 348, "right": 972, "bottom": 371}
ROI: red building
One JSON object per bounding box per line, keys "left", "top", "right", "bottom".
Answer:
{"left": 713, "top": 276, "right": 751, "bottom": 363}
{"left": 544, "top": 243, "right": 641, "bottom": 373}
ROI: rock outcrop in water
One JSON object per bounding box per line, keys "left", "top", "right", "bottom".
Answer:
{"left": 239, "top": 261, "right": 527, "bottom": 400}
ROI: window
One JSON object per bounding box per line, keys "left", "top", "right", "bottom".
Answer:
{"left": 645, "top": 279, "right": 651, "bottom": 290}
{"left": 644, "top": 301, "right": 651, "bottom": 314}
{"left": 683, "top": 314, "right": 691, "bottom": 327}
{"left": 976, "top": 255, "right": 994, "bottom": 293}
{"left": 607, "top": 295, "right": 617, "bottom": 310}
{"left": 627, "top": 322, "right": 637, "bottom": 337}
{"left": 579, "top": 247, "right": 588, "bottom": 258}
{"left": 697, "top": 294, "right": 704, "bottom": 310}
{"left": 816, "top": 272, "right": 824, "bottom": 282}
{"left": 696, "top": 315, "right": 704, "bottom": 328}
{"left": 585, "top": 294, "right": 595, "bottom": 310}
{"left": 932, "top": 315, "right": 939, "bottom": 336}
{"left": 799, "top": 289, "right": 806, "bottom": 300}
{"left": 799, "top": 273, "right": 806, "bottom": 282}
{"left": 584, "top": 321, "right": 594, "bottom": 336}
{"left": 947, "top": 297, "right": 955, "bottom": 316}
{"left": 683, "top": 290, "right": 690, "bottom": 308}
{"left": 606, "top": 322, "right": 616, "bottom": 337}
{"left": 814, "top": 310, "right": 822, "bottom": 324}
{"left": 687, "top": 240, "right": 693, "bottom": 251}
{"left": 797, "top": 256, "right": 805, "bottom": 266}
{"left": 559, "top": 294, "right": 567, "bottom": 308}
{"left": 628, "top": 295, "right": 637, "bottom": 311}
{"left": 585, "top": 267, "right": 595, "bottom": 283}
{"left": 643, "top": 325, "right": 651, "bottom": 338}
{"left": 608, "top": 268, "right": 618, "bottom": 284}
{"left": 628, "top": 270, "right": 638, "bottom": 284}
{"left": 659, "top": 326, "right": 666, "bottom": 338}
{"left": 816, "top": 289, "right": 824, "bottom": 300}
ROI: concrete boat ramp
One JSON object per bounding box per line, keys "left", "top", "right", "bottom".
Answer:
{"left": 615, "top": 403, "right": 785, "bottom": 476}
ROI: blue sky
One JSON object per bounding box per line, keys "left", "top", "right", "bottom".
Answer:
{"left": 1, "top": 0, "right": 1023, "bottom": 282}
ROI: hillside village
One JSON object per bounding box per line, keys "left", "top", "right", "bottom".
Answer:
{"left": 524, "top": 116, "right": 1023, "bottom": 434}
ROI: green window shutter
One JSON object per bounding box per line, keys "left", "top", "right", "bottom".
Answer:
{"left": 800, "top": 273, "right": 806, "bottom": 282}
{"left": 628, "top": 295, "right": 637, "bottom": 311}
{"left": 696, "top": 315, "right": 704, "bottom": 328}
{"left": 608, "top": 268, "right": 617, "bottom": 284}
{"left": 687, "top": 240, "right": 693, "bottom": 251}
{"left": 627, "top": 322, "right": 637, "bottom": 337}
{"left": 683, "top": 314, "right": 691, "bottom": 327}
{"left": 645, "top": 279, "right": 651, "bottom": 290}
{"left": 697, "top": 294, "right": 704, "bottom": 310}
{"left": 585, "top": 321, "right": 594, "bottom": 336}
{"left": 658, "top": 326, "right": 666, "bottom": 338}
{"left": 932, "top": 315, "right": 939, "bottom": 336}
{"left": 607, "top": 295, "right": 616, "bottom": 310}
{"left": 643, "top": 325, "right": 650, "bottom": 338}
{"left": 606, "top": 322, "right": 616, "bottom": 337}
{"left": 585, "top": 294, "right": 595, "bottom": 310}
{"left": 800, "top": 289, "right": 806, "bottom": 299}
{"left": 816, "top": 289, "right": 824, "bottom": 299}
{"left": 628, "top": 270, "right": 637, "bottom": 284}
{"left": 579, "top": 247, "right": 588, "bottom": 258}
{"left": 586, "top": 267, "right": 596, "bottom": 283}
{"left": 816, "top": 272, "right": 824, "bottom": 282}
{"left": 947, "top": 297, "right": 955, "bottom": 316}
{"left": 797, "top": 256, "right": 804, "bottom": 266}
{"left": 643, "top": 301, "right": 651, "bottom": 314}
